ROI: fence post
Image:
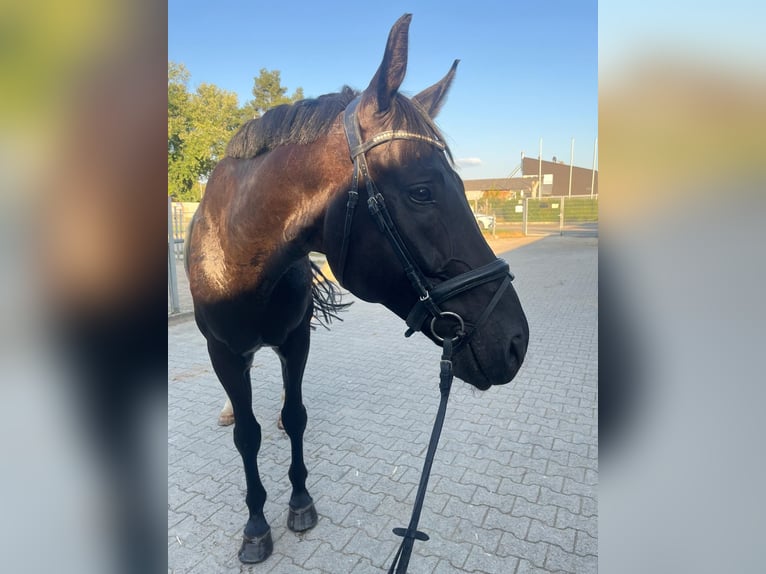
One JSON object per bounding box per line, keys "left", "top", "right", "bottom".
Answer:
{"left": 168, "top": 196, "right": 181, "bottom": 314}
{"left": 173, "top": 203, "right": 185, "bottom": 257}
{"left": 522, "top": 197, "right": 528, "bottom": 236}
{"left": 559, "top": 196, "right": 565, "bottom": 236}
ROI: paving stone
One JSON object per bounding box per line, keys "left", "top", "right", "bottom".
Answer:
{"left": 472, "top": 484, "right": 515, "bottom": 514}
{"left": 522, "top": 471, "right": 565, "bottom": 493}
{"left": 484, "top": 507, "right": 531, "bottom": 540}
{"left": 555, "top": 507, "right": 598, "bottom": 539}
{"left": 498, "top": 476, "right": 541, "bottom": 503}
{"left": 417, "top": 530, "right": 473, "bottom": 570}
{"left": 497, "top": 531, "right": 550, "bottom": 569}
{"left": 545, "top": 544, "right": 598, "bottom": 573}
{"left": 539, "top": 487, "right": 583, "bottom": 515}
{"left": 517, "top": 558, "right": 569, "bottom": 574}
{"left": 432, "top": 476, "right": 478, "bottom": 505}
{"left": 580, "top": 495, "right": 598, "bottom": 518}
{"left": 463, "top": 544, "right": 519, "bottom": 574}
{"left": 339, "top": 483, "right": 386, "bottom": 514}
{"left": 512, "top": 497, "right": 559, "bottom": 527}
{"left": 575, "top": 529, "right": 598, "bottom": 557}
{"left": 169, "top": 236, "right": 598, "bottom": 573}
{"left": 454, "top": 517, "right": 503, "bottom": 556}
{"left": 349, "top": 556, "right": 380, "bottom": 574}
{"left": 303, "top": 541, "right": 360, "bottom": 572}
{"left": 527, "top": 518, "right": 577, "bottom": 553}
{"left": 342, "top": 528, "right": 398, "bottom": 565}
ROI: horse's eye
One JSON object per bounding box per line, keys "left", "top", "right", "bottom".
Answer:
{"left": 408, "top": 187, "right": 433, "bottom": 204}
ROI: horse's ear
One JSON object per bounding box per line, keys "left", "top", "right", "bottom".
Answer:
{"left": 413, "top": 60, "right": 459, "bottom": 119}
{"left": 364, "top": 13, "right": 412, "bottom": 114}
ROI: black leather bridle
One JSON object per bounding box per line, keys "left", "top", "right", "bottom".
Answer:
{"left": 336, "top": 96, "right": 518, "bottom": 573}
{"left": 338, "top": 96, "right": 514, "bottom": 346}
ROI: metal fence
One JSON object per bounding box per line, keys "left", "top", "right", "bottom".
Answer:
{"left": 168, "top": 196, "right": 597, "bottom": 315}
{"left": 168, "top": 200, "right": 199, "bottom": 315}
{"left": 168, "top": 198, "right": 179, "bottom": 314}
{"left": 486, "top": 195, "right": 598, "bottom": 237}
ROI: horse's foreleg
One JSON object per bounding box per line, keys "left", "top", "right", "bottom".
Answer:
{"left": 276, "top": 314, "right": 318, "bottom": 533}
{"left": 207, "top": 339, "right": 273, "bottom": 564}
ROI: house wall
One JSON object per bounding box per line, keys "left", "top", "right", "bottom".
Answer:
{"left": 521, "top": 157, "right": 598, "bottom": 196}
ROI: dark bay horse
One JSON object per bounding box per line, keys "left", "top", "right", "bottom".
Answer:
{"left": 186, "top": 14, "right": 529, "bottom": 564}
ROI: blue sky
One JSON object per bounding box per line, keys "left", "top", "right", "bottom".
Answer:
{"left": 169, "top": 0, "right": 597, "bottom": 179}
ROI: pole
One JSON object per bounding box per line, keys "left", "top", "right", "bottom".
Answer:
{"left": 568, "top": 138, "right": 574, "bottom": 198}
{"left": 538, "top": 138, "right": 542, "bottom": 200}
{"left": 559, "top": 196, "right": 565, "bottom": 236}
{"left": 591, "top": 137, "right": 598, "bottom": 199}
{"left": 522, "top": 197, "right": 528, "bottom": 236}
{"left": 168, "top": 196, "right": 180, "bottom": 314}
{"left": 520, "top": 150, "right": 524, "bottom": 190}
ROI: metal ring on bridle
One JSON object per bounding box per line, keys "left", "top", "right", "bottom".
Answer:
{"left": 430, "top": 311, "right": 465, "bottom": 343}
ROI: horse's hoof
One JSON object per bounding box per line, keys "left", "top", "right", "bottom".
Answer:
{"left": 287, "top": 502, "right": 318, "bottom": 532}
{"left": 218, "top": 412, "right": 235, "bottom": 426}
{"left": 238, "top": 529, "right": 273, "bottom": 563}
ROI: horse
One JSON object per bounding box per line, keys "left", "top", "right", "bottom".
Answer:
{"left": 185, "top": 13, "right": 529, "bottom": 565}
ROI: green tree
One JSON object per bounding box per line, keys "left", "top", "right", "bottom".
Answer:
{"left": 168, "top": 62, "right": 192, "bottom": 197}
{"left": 168, "top": 61, "right": 241, "bottom": 201}
{"left": 240, "top": 68, "right": 304, "bottom": 121}
{"left": 168, "top": 64, "right": 303, "bottom": 201}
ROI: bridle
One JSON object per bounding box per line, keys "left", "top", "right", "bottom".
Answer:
{"left": 338, "top": 96, "right": 514, "bottom": 345}
{"left": 336, "top": 95, "right": 518, "bottom": 573}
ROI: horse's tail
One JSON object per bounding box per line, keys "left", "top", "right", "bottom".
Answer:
{"left": 310, "top": 261, "right": 352, "bottom": 329}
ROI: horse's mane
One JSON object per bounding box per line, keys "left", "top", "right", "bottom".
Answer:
{"left": 226, "top": 86, "right": 358, "bottom": 159}
{"left": 225, "top": 85, "right": 451, "bottom": 161}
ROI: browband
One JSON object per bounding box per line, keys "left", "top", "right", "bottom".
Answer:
{"left": 343, "top": 97, "right": 445, "bottom": 160}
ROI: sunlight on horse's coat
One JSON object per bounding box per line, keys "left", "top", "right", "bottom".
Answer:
{"left": 196, "top": 221, "right": 230, "bottom": 296}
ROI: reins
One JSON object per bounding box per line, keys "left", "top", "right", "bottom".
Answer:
{"left": 338, "top": 95, "right": 516, "bottom": 572}
{"left": 387, "top": 334, "right": 456, "bottom": 574}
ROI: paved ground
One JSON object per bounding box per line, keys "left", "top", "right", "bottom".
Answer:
{"left": 168, "top": 235, "right": 598, "bottom": 573}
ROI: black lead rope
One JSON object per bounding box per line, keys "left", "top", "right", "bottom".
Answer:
{"left": 388, "top": 337, "right": 455, "bottom": 574}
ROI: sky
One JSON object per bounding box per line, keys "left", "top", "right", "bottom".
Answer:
{"left": 168, "top": 0, "right": 597, "bottom": 179}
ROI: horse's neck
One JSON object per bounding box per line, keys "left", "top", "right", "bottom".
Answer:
{"left": 192, "top": 136, "right": 347, "bottom": 302}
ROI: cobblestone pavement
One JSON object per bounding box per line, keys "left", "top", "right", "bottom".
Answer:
{"left": 168, "top": 236, "right": 597, "bottom": 573}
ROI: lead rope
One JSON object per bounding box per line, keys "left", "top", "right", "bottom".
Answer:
{"left": 388, "top": 336, "right": 456, "bottom": 574}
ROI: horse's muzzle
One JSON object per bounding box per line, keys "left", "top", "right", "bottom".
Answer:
{"left": 453, "top": 328, "right": 528, "bottom": 390}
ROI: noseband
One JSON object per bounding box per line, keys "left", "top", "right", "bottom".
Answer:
{"left": 338, "top": 96, "right": 514, "bottom": 345}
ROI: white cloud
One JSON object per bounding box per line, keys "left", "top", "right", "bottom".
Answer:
{"left": 456, "top": 157, "right": 482, "bottom": 169}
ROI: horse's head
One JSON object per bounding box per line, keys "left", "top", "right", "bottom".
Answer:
{"left": 323, "top": 14, "right": 529, "bottom": 390}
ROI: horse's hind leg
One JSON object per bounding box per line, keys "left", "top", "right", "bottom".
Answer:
{"left": 276, "top": 311, "right": 318, "bottom": 532}
{"left": 217, "top": 397, "right": 234, "bottom": 426}
{"left": 207, "top": 339, "right": 273, "bottom": 563}
{"left": 218, "top": 392, "right": 285, "bottom": 429}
